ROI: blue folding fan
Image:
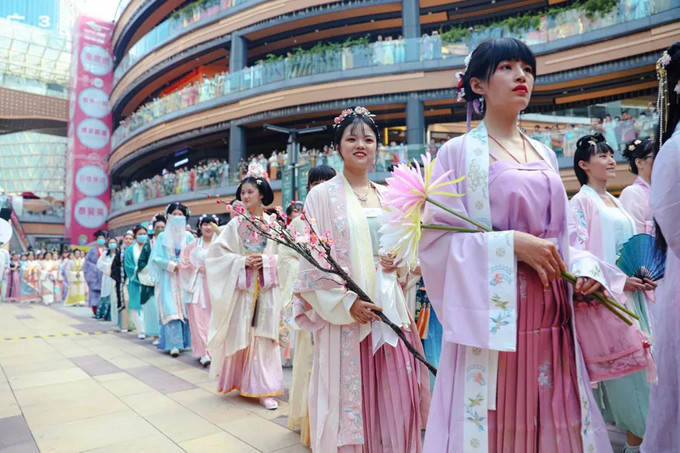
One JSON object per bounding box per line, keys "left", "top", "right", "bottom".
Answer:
{"left": 616, "top": 234, "right": 666, "bottom": 281}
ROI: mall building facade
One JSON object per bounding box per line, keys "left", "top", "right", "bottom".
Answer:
{"left": 107, "top": 0, "right": 679, "bottom": 234}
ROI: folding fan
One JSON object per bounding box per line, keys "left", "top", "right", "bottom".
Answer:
{"left": 616, "top": 234, "right": 666, "bottom": 281}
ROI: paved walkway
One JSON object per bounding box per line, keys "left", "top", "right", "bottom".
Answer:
{"left": 0, "top": 301, "right": 304, "bottom": 453}
{"left": 0, "top": 300, "right": 629, "bottom": 453}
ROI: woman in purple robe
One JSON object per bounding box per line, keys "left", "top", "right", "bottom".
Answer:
{"left": 419, "top": 38, "right": 626, "bottom": 453}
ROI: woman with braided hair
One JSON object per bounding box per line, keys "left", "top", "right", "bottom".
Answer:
{"left": 179, "top": 214, "right": 221, "bottom": 366}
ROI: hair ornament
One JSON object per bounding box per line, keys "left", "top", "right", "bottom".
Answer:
{"left": 628, "top": 139, "right": 643, "bottom": 152}
{"left": 657, "top": 50, "right": 673, "bottom": 149}
{"left": 246, "top": 162, "right": 269, "bottom": 182}
{"left": 331, "top": 106, "right": 376, "bottom": 129}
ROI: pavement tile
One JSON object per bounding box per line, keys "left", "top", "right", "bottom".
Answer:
{"left": 144, "top": 407, "right": 221, "bottom": 443}
{"left": 98, "top": 375, "right": 155, "bottom": 397}
{"left": 170, "top": 366, "right": 213, "bottom": 384}
{"left": 179, "top": 431, "right": 259, "bottom": 453}
{"left": 21, "top": 394, "right": 128, "bottom": 429}
{"left": 125, "top": 365, "right": 196, "bottom": 394}
{"left": 71, "top": 354, "right": 123, "bottom": 376}
{"left": 120, "top": 390, "right": 184, "bottom": 417}
{"left": 82, "top": 434, "right": 185, "bottom": 453}
{"left": 31, "top": 411, "right": 159, "bottom": 453}
{"left": 220, "top": 415, "right": 300, "bottom": 453}
{"left": 0, "top": 383, "right": 21, "bottom": 418}
{"left": 0, "top": 415, "right": 39, "bottom": 452}
{"left": 8, "top": 367, "right": 90, "bottom": 390}
{"left": 2, "top": 358, "right": 76, "bottom": 379}
{"left": 11, "top": 378, "right": 109, "bottom": 407}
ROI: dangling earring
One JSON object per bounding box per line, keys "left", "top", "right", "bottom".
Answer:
{"left": 479, "top": 97, "right": 485, "bottom": 114}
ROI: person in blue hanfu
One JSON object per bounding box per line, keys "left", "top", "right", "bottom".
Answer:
{"left": 150, "top": 202, "right": 194, "bottom": 357}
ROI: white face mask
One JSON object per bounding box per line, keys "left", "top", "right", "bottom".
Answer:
{"left": 168, "top": 215, "right": 186, "bottom": 229}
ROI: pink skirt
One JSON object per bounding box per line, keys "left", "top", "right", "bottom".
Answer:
{"left": 217, "top": 333, "right": 284, "bottom": 398}
{"left": 187, "top": 301, "right": 211, "bottom": 358}
{"left": 358, "top": 327, "right": 431, "bottom": 453}
{"left": 489, "top": 263, "right": 582, "bottom": 453}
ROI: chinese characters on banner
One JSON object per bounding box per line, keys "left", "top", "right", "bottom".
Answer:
{"left": 65, "top": 17, "right": 113, "bottom": 246}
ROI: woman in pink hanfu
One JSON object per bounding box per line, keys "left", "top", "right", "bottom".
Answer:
{"left": 570, "top": 134, "right": 655, "bottom": 452}
{"left": 294, "top": 108, "right": 431, "bottom": 452}
{"left": 206, "top": 173, "right": 284, "bottom": 410}
{"left": 643, "top": 41, "right": 680, "bottom": 453}
{"left": 419, "top": 38, "right": 626, "bottom": 453}
{"left": 179, "top": 214, "right": 221, "bottom": 367}
{"left": 619, "top": 138, "right": 655, "bottom": 235}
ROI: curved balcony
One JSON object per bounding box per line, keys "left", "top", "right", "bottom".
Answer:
{"left": 111, "top": 0, "right": 410, "bottom": 115}
{"left": 109, "top": 1, "right": 678, "bottom": 163}
{"left": 110, "top": 0, "right": 396, "bottom": 114}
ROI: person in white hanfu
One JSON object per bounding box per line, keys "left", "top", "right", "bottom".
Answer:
{"left": 206, "top": 171, "right": 284, "bottom": 410}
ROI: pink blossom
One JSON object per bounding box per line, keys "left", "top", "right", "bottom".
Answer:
{"left": 383, "top": 152, "right": 463, "bottom": 215}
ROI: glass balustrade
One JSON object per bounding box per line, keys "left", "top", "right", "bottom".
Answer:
{"left": 111, "top": 0, "right": 671, "bottom": 150}
{"left": 114, "top": 0, "right": 251, "bottom": 84}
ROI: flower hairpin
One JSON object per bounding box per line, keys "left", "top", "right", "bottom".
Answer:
{"left": 332, "top": 106, "right": 375, "bottom": 126}
{"left": 659, "top": 51, "right": 671, "bottom": 68}
{"left": 456, "top": 72, "right": 466, "bottom": 102}
{"left": 628, "top": 140, "right": 642, "bottom": 151}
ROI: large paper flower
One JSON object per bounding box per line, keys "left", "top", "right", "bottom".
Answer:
{"left": 379, "top": 206, "right": 421, "bottom": 269}
{"left": 383, "top": 152, "right": 465, "bottom": 219}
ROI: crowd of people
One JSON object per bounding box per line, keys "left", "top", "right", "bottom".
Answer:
{"left": 527, "top": 104, "right": 659, "bottom": 157}
{"left": 4, "top": 38, "right": 679, "bottom": 453}
{"left": 1, "top": 248, "right": 88, "bottom": 306}
{"left": 110, "top": 0, "right": 659, "bottom": 149}
{"left": 111, "top": 143, "right": 425, "bottom": 211}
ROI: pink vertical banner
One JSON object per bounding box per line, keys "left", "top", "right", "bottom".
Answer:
{"left": 66, "top": 16, "right": 114, "bottom": 246}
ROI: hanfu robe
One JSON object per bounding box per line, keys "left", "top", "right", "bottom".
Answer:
{"left": 84, "top": 247, "right": 104, "bottom": 308}
{"left": 96, "top": 253, "right": 116, "bottom": 322}
{"left": 619, "top": 177, "right": 654, "bottom": 235}
{"left": 280, "top": 216, "right": 312, "bottom": 443}
{"left": 643, "top": 123, "right": 680, "bottom": 453}
{"left": 419, "top": 122, "right": 625, "bottom": 453}
{"left": 179, "top": 238, "right": 213, "bottom": 358}
{"left": 60, "top": 259, "right": 69, "bottom": 300}
{"left": 150, "top": 230, "right": 194, "bottom": 351}
{"left": 206, "top": 216, "right": 284, "bottom": 398}
{"left": 110, "top": 248, "right": 129, "bottom": 331}
{"left": 571, "top": 184, "right": 651, "bottom": 438}
{"left": 64, "top": 258, "right": 86, "bottom": 306}
{"left": 293, "top": 175, "right": 431, "bottom": 453}
{"left": 38, "top": 260, "right": 58, "bottom": 305}
{"left": 23, "top": 260, "right": 40, "bottom": 301}
{"left": 137, "top": 239, "right": 161, "bottom": 337}
{"left": 5, "top": 261, "right": 20, "bottom": 302}
{"left": 124, "top": 243, "right": 144, "bottom": 313}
